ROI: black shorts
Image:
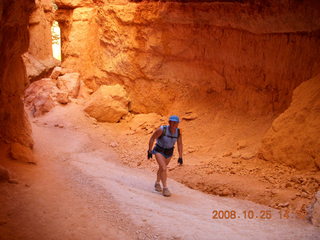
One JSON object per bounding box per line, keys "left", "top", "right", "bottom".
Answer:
{"left": 152, "top": 144, "right": 174, "bottom": 159}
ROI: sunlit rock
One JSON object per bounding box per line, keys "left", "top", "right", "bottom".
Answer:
{"left": 50, "top": 66, "right": 62, "bottom": 79}
{"left": 56, "top": 1, "right": 320, "bottom": 115}
{"left": 57, "top": 73, "right": 81, "bottom": 98}
{"left": 84, "top": 84, "right": 130, "bottom": 123}
{"left": 259, "top": 75, "right": 320, "bottom": 170}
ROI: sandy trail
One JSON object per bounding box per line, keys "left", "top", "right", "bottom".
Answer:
{"left": 15, "top": 120, "right": 318, "bottom": 240}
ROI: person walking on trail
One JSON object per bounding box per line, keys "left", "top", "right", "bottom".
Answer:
{"left": 147, "top": 115, "right": 183, "bottom": 197}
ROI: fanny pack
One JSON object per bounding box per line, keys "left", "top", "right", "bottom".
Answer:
{"left": 154, "top": 144, "right": 174, "bottom": 156}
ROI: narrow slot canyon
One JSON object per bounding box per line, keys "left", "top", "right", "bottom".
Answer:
{"left": 0, "top": 0, "right": 320, "bottom": 239}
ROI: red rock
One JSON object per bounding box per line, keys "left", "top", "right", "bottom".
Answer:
{"left": 259, "top": 75, "right": 320, "bottom": 170}
{"left": 310, "top": 191, "right": 320, "bottom": 227}
{"left": 0, "top": 0, "right": 35, "bottom": 148}
{"left": 32, "top": 92, "right": 56, "bottom": 117}
{"left": 50, "top": 67, "right": 62, "bottom": 79}
{"left": 0, "top": 166, "right": 10, "bottom": 182}
{"left": 84, "top": 84, "right": 129, "bottom": 123}
{"left": 22, "top": 53, "right": 57, "bottom": 83}
{"left": 56, "top": 92, "right": 70, "bottom": 104}
{"left": 56, "top": 1, "right": 320, "bottom": 115}
{"left": 9, "top": 142, "right": 36, "bottom": 164}
{"left": 57, "top": 73, "right": 80, "bottom": 98}
{"left": 25, "top": 0, "right": 58, "bottom": 82}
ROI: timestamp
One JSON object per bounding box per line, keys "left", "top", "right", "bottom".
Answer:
{"left": 212, "top": 210, "right": 273, "bottom": 220}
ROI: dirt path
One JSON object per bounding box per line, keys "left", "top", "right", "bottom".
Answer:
{"left": 2, "top": 117, "right": 319, "bottom": 239}
{"left": 1, "top": 102, "right": 319, "bottom": 239}
{"left": 0, "top": 126, "right": 145, "bottom": 240}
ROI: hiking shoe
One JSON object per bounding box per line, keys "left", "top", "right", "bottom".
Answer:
{"left": 162, "top": 187, "right": 171, "bottom": 197}
{"left": 154, "top": 182, "right": 162, "bottom": 192}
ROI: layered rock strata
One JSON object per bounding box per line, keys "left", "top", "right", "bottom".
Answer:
{"left": 55, "top": 0, "right": 320, "bottom": 115}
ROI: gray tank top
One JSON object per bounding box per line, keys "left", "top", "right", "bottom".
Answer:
{"left": 156, "top": 125, "right": 179, "bottom": 149}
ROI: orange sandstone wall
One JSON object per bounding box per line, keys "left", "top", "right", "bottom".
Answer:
{"left": 259, "top": 74, "right": 320, "bottom": 171}
{"left": 55, "top": 0, "right": 320, "bottom": 115}
{"left": 0, "top": 0, "right": 35, "bottom": 148}
{"left": 23, "top": 0, "right": 58, "bottom": 83}
{"left": 28, "top": 0, "right": 54, "bottom": 61}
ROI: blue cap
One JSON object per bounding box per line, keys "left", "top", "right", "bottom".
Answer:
{"left": 169, "top": 115, "right": 180, "bottom": 122}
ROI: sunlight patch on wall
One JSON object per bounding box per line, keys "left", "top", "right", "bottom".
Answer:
{"left": 51, "top": 20, "right": 61, "bottom": 61}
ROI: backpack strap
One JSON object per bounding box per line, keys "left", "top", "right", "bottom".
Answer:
{"left": 160, "top": 125, "right": 167, "bottom": 139}
{"left": 160, "top": 125, "right": 179, "bottom": 139}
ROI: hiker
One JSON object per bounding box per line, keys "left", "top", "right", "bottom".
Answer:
{"left": 147, "top": 115, "right": 183, "bottom": 197}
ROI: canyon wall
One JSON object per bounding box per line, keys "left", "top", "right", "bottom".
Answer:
{"left": 259, "top": 74, "right": 320, "bottom": 170}
{"left": 55, "top": 0, "right": 320, "bottom": 115}
{"left": 28, "top": 0, "right": 54, "bottom": 61}
{"left": 23, "top": 0, "right": 58, "bottom": 82}
{"left": 0, "top": 0, "right": 35, "bottom": 149}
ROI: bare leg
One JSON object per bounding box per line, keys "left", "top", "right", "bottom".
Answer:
{"left": 156, "top": 168, "right": 161, "bottom": 183}
{"left": 155, "top": 153, "right": 171, "bottom": 188}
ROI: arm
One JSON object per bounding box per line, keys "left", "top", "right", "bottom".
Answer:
{"left": 177, "top": 129, "right": 183, "bottom": 158}
{"left": 148, "top": 128, "right": 163, "bottom": 152}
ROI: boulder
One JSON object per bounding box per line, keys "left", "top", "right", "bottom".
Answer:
{"left": 31, "top": 92, "right": 55, "bottom": 117}
{"left": 25, "top": 78, "right": 57, "bottom": 117}
{"left": 22, "top": 52, "right": 57, "bottom": 83}
{"left": 0, "top": 165, "right": 10, "bottom": 182}
{"left": 9, "top": 143, "right": 35, "bottom": 164}
{"left": 56, "top": 92, "right": 70, "bottom": 104}
{"left": 57, "top": 73, "right": 80, "bottom": 98}
{"left": 25, "top": 78, "right": 56, "bottom": 104}
{"left": 77, "top": 80, "right": 93, "bottom": 99}
{"left": 84, "top": 84, "right": 129, "bottom": 123}
{"left": 24, "top": 73, "right": 82, "bottom": 116}
{"left": 50, "top": 66, "right": 62, "bottom": 79}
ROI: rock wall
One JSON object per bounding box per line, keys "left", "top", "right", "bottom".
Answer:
{"left": 55, "top": 0, "right": 320, "bottom": 115}
{"left": 259, "top": 74, "right": 320, "bottom": 171}
{"left": 0, "top": 0, "right": 35, "bottom": 149}
{"left": 29, "top": 0, "right": 54, "bottom": 61}
{"left": 24, "top": 0, "right": 58, "bottom": 82}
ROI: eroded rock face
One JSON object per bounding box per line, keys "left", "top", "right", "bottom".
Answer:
{"left": 84, "top": 84, "right": 130, "bottom": 122}
{"left": 25, "top": 0, "right": 58, "bottom": 82}
{"left": 0, "top": 0, "right": 35, "bottom": 150}
{"left": 23, "top": 52, "right": 57, "bottom": 83}
{"left": 57, "top": 73, "right": 80, "bottom": 98}
{"left": 309, "top": 191, "right": 320, "bottom": 227}
{"left": 0, "top": 165, "right": 10, "bottom": 182}
{"left": 259, "top": 75, "right": 320, "bottom": 170}
{"left": 50, "top": 66, "right": 62, "bottom": 79}
{"left": 56, "top": 0, "right": 320, "bottom": 115}
{"left": 10, "top": 142, "right": 36, "bottom": 164}
{"left": 29, "top": 0, "right": 54, "bottom": 59}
